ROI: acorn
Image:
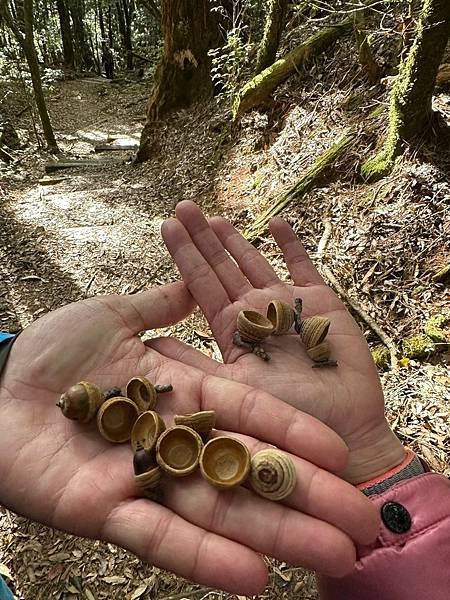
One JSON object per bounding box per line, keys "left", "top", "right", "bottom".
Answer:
{"left": 57, "top": 381, "right": 104, "bottom": 423}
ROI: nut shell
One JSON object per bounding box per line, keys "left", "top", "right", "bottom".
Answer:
{"left": 267, "top": 300, "right": 295, "bottom": 335}
{"left": 156, "top": 426, "right": 203, "bottom": 476}
{"left": 237, "top": 310, "right": 274, "bottom": 343}
{"left": 131, "top": 411, "right": 166, "bottom": 452}
{"left": 299, "top": 316, "right": 330, "bottom": 349}
{"left": 57, "top": 381, "right": 104, "bottom": 423}
{"left": 200, "top": 437, "right": 251, "bottom": 489}
{"left": 97, "top": 396, "right": 139, "bottom": 443}
{"left": 135, "top": 465, "right": 163, "bottom": 498}
{"left": 250, "top": 449, "right": 296, "bottom": 501}
{"left": 306, "top": 340, "right": 331, "bottom": 363}
{"left": 174, "top": 411, "right": 216, "bottom": 438}
{"left": 126, "top": 376, "right": 157, "bottom": 412}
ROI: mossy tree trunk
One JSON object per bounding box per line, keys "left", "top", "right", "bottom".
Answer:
{"left": 233, "top": 17, "right": 353, "bottom": 118}
{"left": 255, "top": 0, "right": 289, "bottom": 74}
{"left": 0, "top": 0, "right": 58, "bottom": 151}
{"left": 361, "top": 0, "right": 450, "bottom": 181}
{"left": 137, "top": 0, "right": 219, "bottom": 161}
{"left": 69, "top": 0, "right": 95, "bottom": 70}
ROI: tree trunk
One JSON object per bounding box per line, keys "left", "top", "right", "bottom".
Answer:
{"left": 137, "top": 0, "right": 219, "bottom": 161}
{"left": 69, "top": 0, "right": 94, "bottom": 70}
{"left": 234, "top": 18, "right": 353, "bottom": 117}
{"left": 108, "top": 5, "right": 114, "bottom": 47}
{"left": 0, "top": 0, "right": 58, "bottom": 151}
{"left": 99, "top": 0, "right": 106, "bottom": 39}
{"left": 255, "top": 0, "right": 289, "bottom": 74}
{"left": 116, "top": 0, "right": 134, "bottom": 70}
{"left": 361, "top": 0, "right": 450, "bottom": 181}
{"left": 56, "top": 0, "right": 75, "bottom": 69}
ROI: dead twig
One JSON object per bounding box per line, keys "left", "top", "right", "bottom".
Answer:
{"left": 317, "top": 218, "right": 398, "bottom": 370}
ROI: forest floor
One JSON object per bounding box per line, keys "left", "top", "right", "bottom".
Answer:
{"left": 0, "top": 42, "right": 449, "bottom": 600}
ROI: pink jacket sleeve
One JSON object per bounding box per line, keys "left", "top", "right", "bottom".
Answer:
{"left": 319, "top": 472, "right": 450, "bottom": 600}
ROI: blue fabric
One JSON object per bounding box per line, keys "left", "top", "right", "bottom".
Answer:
{"left": 0, "top": 333, "right": 15, "bottom": 345}
{"left": 0, "top": 576, "right": 14, "bottom": 600}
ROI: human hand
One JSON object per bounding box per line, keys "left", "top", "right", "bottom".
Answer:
{"left": 0, "top": 283, "right": 377, "bottom": 595}
{"left": 161, "top": 201, "right": 406, "bottom": 484}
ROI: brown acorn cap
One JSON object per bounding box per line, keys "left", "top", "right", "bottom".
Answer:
{"left": 200, "top": 436, "right": 251, "bottom": 489}
{"left": 131, "top": 411, "right": 166, "bottom": 452}
{"left": 250, "top": 449, "right": 296, "bottom": 501}
{"left": 126, "top": 376, "right": 157, "bottom": 412}
{"left": 97, "top": 396, "right": 139, "bottom": 443}
{"left": 174, "top": 410, "right": 216, "bottom": 438}
{"left": 237, "top": 310, "right": 274, "bottom": 343}
{"left": 134, "top": 465, "right": 163, "bottom": 498}
{"left": 156, "top": 426, "right": 203, "bottom": 477}
{"left": 266, "top": 300, "right": 295, "bottom": 335}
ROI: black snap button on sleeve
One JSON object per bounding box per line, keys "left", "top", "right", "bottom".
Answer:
{"left": 381, "top": 501, "right": 412, "bottom": 534}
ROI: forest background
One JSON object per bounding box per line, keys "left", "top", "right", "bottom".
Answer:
{"left": 0, "top": 0, "right": 449, "bottom": 598}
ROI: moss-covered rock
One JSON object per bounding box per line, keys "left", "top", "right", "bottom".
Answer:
{"left": 371, "top": 345, "right": 391, "bottom": 369}
{"left": 402, "top": 334, "right": 435, "bottom": 359}
{"left": 424, "top": 314, "right": 450, "bottom": 343}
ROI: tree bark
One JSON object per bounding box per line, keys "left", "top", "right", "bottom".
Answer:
{"left": 361, "top": 0, "right": 450, "bottom": 181}
{"left": 255, "top": 0, "right": 289, "bottom": 74}
{"left": 116, "top": 0, "right": 134, "bottom": 70}
{"left": 0, "top": 0, "right": 58, "bottom": 151}
{"left": 137, "top": 0, "right": 219, "bottom": 161}
{"left": 69, "top": 0, "right": 94, "bottom": 70}
{"left": 56, "top": 0, "right": 75, "bottom": 69}
{"left": 234, "top": 18, "right": 353, "bottom": 117}
{"left": 98, "top": 0, "right": 106, "bottom": 39}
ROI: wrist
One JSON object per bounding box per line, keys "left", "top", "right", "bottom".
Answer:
{"left": 342, "top": 418, "right": 407, "bottom": 485}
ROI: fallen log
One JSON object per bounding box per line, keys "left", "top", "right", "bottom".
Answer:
{"left": 244, "top": 131, "right": 356, "bottom": 240}
{"left": 94, "top": 142, "right": 139, "bottom": 152}
{"left": 39, "top": 176, "right": 69, "bottom": 185}
{"left": 233, "top": 17, "right": 353, "bottom": 117}
{"left": 45, "top": 159, "right": 122, "bottom": 172}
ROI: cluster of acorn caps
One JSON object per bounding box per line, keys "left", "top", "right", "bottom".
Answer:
{"left": 57, "top": 377, "right": 297, "bottom": 502}
{"left": 234, "top": 298, "right": 337, "bottom": 366}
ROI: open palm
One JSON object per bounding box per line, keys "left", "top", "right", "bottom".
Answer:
{"left": 160, "top": 202, "right": 404, "bottom": 484}
{"left": 0, "top": 282, "right": 377, "bottom": 595}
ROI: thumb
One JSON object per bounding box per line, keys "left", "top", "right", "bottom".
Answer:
{"left": 124, "top": 281, "right": 196, "bottom": 333}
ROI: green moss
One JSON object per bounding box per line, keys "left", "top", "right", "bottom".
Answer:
{"left": 251, "top": 173, "right": 264, "bottom": 190}
{"left": 371, "top": 345, "right": 390, "bottom": 369}
{"left": 424, "top": 314, "right": 449, "bottom": 343}
{"left": 402, "top": 334, "right": 434, "bottom": 359}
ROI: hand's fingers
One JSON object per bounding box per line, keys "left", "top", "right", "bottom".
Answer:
{"left": 163, "top": 474, "right": 357, "bottom": 577}
{"left": 113, "top": 282, "right": 196, "bottom": 334}
{"left": 145, "top": 337, "right": 220, "bottom": 375}
{"left": 161, "top": 218, "right": 232, "bottom": 322}
{"left": 174, "top": 201, "right": 253, "bottom": 300}
{"left": 209, "top": 429, "right": 379, "bottom": 547}
{"left": 209, "top": 216, "right": 281, "bottom": 288}
{"left": 102, "top": 499, "right": 268, "bottom": 595}
{"left": 200, "top": 375, "right": 348, "bottom": 474}
{"left": 269, "top": 218, "right": 325, "bottom": 286}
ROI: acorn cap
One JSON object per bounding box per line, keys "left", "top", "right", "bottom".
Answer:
{"left": 97, "top": 396, "right": 139, "bottom": 443}
{"left": 267, "top": 300, "right": 295, "bottom": 335}
{"left": 156, "top": 426, "right": 203, "bottom": 477}
{"left": 237, "top": 310, "right": 274, "bottom": 343}
{"left": 250, "top": 449, "right": 296, "bottom": 501}
{"left": 299, "top": 316, "right": 330, "bottom": 349}
{"left": 57, "top": 381, "right": 104, "bottom": 423}
{"left": 174, "top": 410, "right": 216, "bottom": 438}
{"left": 126, "top": 376, "right": 157, "bottom": 412}
{"left": 306, "top": 340, "right": 331, "bottom": 363}
{"left": 135, "top": 465, "right": 163, "bottom": 498}
{"left": 131, "top": 411, "right": 166, "bottom": 452}
{"left": 200, "top": 436, "right": 251, "bottom": 489}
